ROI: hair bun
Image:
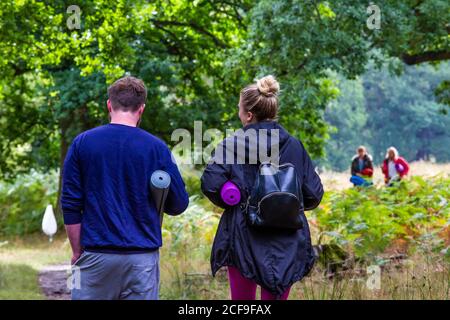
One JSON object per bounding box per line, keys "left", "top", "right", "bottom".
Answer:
{"left": 256, "top": 75, "right": 280, "bottom": 97}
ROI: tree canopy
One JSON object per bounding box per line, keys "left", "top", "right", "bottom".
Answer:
{"left": 0, "top": 0, "right": 449, "bottom": 180}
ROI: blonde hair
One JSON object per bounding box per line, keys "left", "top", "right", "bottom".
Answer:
{"left": 385, "top": 146, "right": 399, "bottom": 159}
{"left": 240, "top": 75, "right": 280, "bottom": 121}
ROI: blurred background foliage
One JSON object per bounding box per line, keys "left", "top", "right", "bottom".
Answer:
{"left": 322, "top": 62, "right": 450, "bottom": 171}
{"left": 0, "top": 0, "right": 449, "bottom": 180}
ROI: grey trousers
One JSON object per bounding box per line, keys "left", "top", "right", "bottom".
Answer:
{"left": 70, "top": 250, "right": 160, "bottom": 300}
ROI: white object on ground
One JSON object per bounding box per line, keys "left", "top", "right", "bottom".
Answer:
{"left": 42, "top": 204, "right": 57, "bottom": 242}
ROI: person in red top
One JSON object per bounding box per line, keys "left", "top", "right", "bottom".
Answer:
{"left": 381, "top": 146, "right": 410, "bottom": 185}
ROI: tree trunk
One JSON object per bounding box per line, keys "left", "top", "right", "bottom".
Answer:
{"left": 56, "top": 119, "right": 70, "bottom": 217}
{"left": 55, "top": 104, "right": 94, "bottom": 216}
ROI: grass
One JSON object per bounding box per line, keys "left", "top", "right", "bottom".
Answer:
{"left": 0, "top": 234, "right": 70, "bottom": 300}
{"left": 293, "top": 253, "right": 450, "bottom": 300}
{"left": 157, "top": 164, "right": 450, "bottom": 300}
{"left": 1, "top": 216, "right": 449, "bottom": 300}
{"left": 0, "top": 234, "right": 71, "bottom": 269}
{"left": 0, "top": 264, "right": 43, "bottom": 299}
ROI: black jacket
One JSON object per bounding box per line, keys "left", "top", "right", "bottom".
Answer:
{"left": 201, "top": 121, "right": 324, "bottom": 296}
{"left": 350, "top": 154, "right": 373, "bottom": 176}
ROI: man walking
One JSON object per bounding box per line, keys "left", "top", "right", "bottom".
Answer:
{"left": 62, "top": 76, "right": 189, "bottom": 300}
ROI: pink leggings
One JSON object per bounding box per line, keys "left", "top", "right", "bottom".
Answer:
{"left": 228, "top": 266, "right": 291, "bottom": 300}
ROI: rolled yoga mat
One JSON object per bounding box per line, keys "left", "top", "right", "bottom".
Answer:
{"left": 150, "top": 170, "right": 171, "bottom": 225}
{"left": 220, "top": 181, "right": 241, "bottom": 206}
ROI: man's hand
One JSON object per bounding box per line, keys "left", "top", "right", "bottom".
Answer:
{"left": 71, "top": 251, "right": 83, "bottom": 265}
{"left": 65, "top": 223, "right": 83, "bottom": 265}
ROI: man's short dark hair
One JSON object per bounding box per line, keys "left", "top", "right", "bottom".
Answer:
{"left": 108, "top": 76, "right": 147, "bottom": 112}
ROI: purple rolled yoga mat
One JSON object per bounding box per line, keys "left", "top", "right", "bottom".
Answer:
{"left": 220, "top": 181, "right": 241, "bottom": 206}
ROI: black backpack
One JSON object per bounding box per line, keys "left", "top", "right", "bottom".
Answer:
{"left": 244, "top": 162, "right": 304, "bottom": 230}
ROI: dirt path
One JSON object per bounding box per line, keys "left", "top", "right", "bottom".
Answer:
{"left": 38, "top": 264, "right": 71, "bottom": 300}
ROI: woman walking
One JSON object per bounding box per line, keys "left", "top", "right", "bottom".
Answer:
{"left": 201, "top": 75, "right": 324, "bottom": 300}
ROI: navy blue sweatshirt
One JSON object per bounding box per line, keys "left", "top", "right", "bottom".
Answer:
{"left": 61, "top": 123, "right": 189, "bottom": 252}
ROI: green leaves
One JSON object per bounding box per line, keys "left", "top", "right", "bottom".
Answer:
{"left": 0, "top": 0, "right": 252, "bottom": 177}
{"left": 0, "top": 170, "right": 59, "bottom": 236}
{"left": 314, "top": 176, "right": 450, "bottom": 262}
{"left": 0, "top": 0, "right": 449, "bottom": 177}
{"left": 230, "top": 0, "right": 450, "bottom": 158}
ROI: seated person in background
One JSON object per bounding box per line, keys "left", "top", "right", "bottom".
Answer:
{"left": 381, "top": 146, "right": 410, "bottom": 185}
{"left": 350, "top": 146, "right": 374, "bottom": 186}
